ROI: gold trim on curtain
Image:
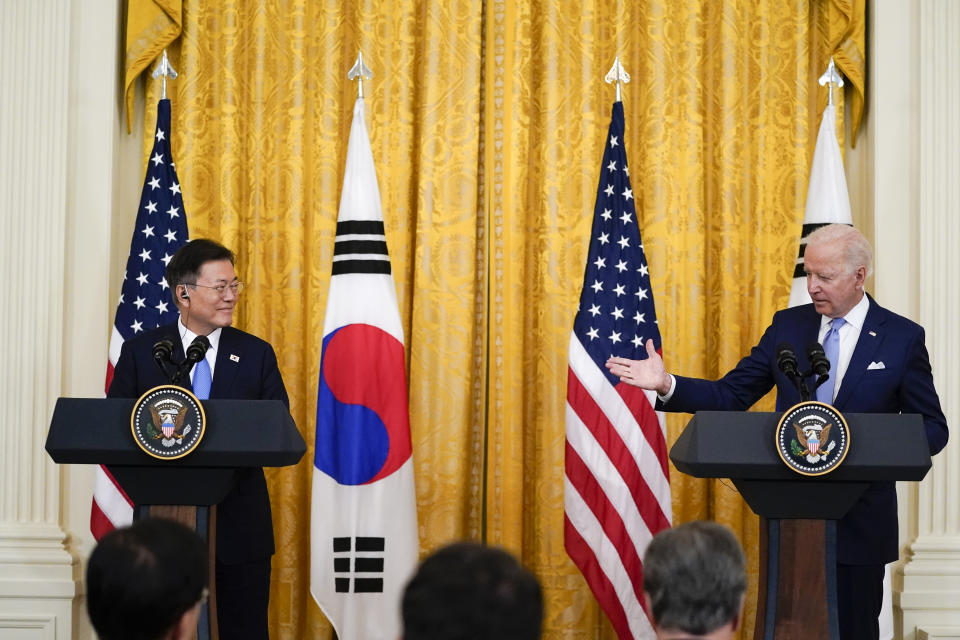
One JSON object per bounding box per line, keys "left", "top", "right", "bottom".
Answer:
{"left": 130, "top": 1, "right": 864, "bottom": 637}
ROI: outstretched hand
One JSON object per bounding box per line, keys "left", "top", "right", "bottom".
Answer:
{"left": 605, "top": 339, "right": 672, "bottom": 395}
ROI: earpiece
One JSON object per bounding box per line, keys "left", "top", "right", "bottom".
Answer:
{"left": 180, "top": 286, "right": 189, "bottom": 301}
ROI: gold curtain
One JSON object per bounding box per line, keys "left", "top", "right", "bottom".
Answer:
{"left": 128, "top": 0, "right": 864, "bottom": 637}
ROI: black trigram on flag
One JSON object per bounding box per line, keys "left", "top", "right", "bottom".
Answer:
{"left": 333, "top": 536, "right": 385, "bottom": 593}
{"left": 331, "top": 220, "right": 392, "bottom": 275}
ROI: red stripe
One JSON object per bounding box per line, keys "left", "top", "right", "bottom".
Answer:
{"left": 90, "top": 500, "right": 114, "bottom": 541}
{"left": 615, "top": 382, "right": 669, "bottom": 477}
{"left": 567, "top": 368, "right": 670, "bottom": 534}
{"left": 565, "top": 442, "right": 647, "bottom": 604}
{"left": 90, "top": 464, "right": 134, "bottom": 540}
{"left": 564, "top": 515, "right": 634, "bottom": 640}
{"left": 104, "top": 361, "right": 114, "bottom": 395}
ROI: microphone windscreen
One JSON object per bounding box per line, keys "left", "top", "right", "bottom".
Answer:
{"left": 152, "top": 338, "right": 174, "bottom": 361}
{"left": 185, "top": 335, "right": 210, "bottom": 361}
{"left": 806, "top": 342, "right": 830, "bottom": 375}
{"left": 776, "top": 343, "right": 800, "bottom": 377}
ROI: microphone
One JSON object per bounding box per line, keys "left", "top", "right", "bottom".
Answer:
{"left": 170, "top": 336, "right": 211, "bottom": 384}
{"left": 806, "top": 342, "right": 830, "bottom": 377}
{"left": 806, "top": 342, "right": 831, "bottom": 394}
{"left": 185, "top": 335, "right": 210, "bottom": 364}
{"left": 776, "top": 343, "right": 800, "bottom": 379}
{"left": 152, "top": 338, "right": 176, "bottom": 381}
{"left": 776, "top": 342, "right": 811, "bottom": 400}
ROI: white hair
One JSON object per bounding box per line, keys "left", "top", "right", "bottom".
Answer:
{"left": 806, "top": 224, "right": 873, "bottom": 277}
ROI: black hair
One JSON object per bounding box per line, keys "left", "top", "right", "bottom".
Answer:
{"left": 402, "top": 542, "right": 543, "bottom": 639}
{"left": 165, "top": 238, "right": 235, "bottom": 291}
{"left": 86, "top": 517, "right": 208, "bottom": 640}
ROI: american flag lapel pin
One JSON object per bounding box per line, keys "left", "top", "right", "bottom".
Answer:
{"left": 230, "top": 354, "right": 240, "bottom": 362}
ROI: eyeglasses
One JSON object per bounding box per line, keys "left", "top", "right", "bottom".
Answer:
{"left": 185, "top": 281, "right": 245, "bottom": 296}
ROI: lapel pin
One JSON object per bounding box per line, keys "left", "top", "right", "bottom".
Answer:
{"left": 230, "top": 354, "right": 240, "bottom": 362}
{"left": 868, "top": 331, "right": 877, "bottom": 337}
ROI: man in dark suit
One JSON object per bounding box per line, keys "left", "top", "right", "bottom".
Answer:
{"left": 108, "top": 238, "right": 289, "bottom": 640}
{"left": 606, "top": 224, "right": 948, "bottom": 640}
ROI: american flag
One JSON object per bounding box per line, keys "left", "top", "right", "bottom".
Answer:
{"left": 564, "top": 101, "right": 672, "bottom": 639}
{"left": 92, "top": 98, "right": 189, "bottom": 539}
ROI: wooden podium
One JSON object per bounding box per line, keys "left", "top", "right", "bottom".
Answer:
{"left": 670, "top": 411, "right": 931, "bottom": 640}
{"left": 46, "top": 397, "right": 306, "bottom": 640}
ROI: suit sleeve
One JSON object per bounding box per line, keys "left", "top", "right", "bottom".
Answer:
{"left": 659, "top": 315, "right": 779, "bottom": 413}
{"left": 901, "top": 327, "right": 949, "bottom": 455}
{"left": 106, "top": 340, "right": 139, "bottom": 399}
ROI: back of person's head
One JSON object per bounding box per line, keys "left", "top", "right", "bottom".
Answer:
{"left": 86, "top": 517, "right": 208, "bottom": 640}
{"left": 643, "top": 521, "right": 747, "bottom": 637}
{"left": 165, "top": 238, "right": 235, "bottom": 290}
{"left": 402, "top": 541, "right": 543, "bottom": 640}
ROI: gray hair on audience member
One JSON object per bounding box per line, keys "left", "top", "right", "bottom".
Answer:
{"left": 806, "top": 223, "right": 874, "bottom": 277}
{"left": 643, "top": 521, "right": 747, "bottom": 636}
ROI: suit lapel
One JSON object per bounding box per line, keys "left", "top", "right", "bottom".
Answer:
{"left": 834, "top": 295, "right": 886, "bottom": 409}
{"left": 210, "top": 327, "right": 240, "bottom": 398}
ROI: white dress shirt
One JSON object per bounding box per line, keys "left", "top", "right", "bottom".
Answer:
{"left": 817, "top": 293, "right": 869, "bottom": 402}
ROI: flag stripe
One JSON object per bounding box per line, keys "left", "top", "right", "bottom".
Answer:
{"left": 569, "top": 336, "right": 671, "bottom": 516}
{"left": 565, "top": 478, "right": 657, "bottom": 639}
{"left": 564, "top": 516, "right": 633, "bottom": 640}
{"left": 331, "top": 260, "right": 393, "bottom": 275}
{"left": 565, "top": 441, "right": 647, "bottom": 602}
{"left": 337, "top": 220, "right": 385, "bottom": 235}
{"left": 567, "top": 371, "right": 670, "bottom": 534}
{"left": 334, "top": 240, "right": 389, "bottom": 255}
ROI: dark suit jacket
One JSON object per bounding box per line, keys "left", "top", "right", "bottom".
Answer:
{"left": 107, "top": 323, "right": 290, "bottom": 564}
{"left": 660, "top": 295, "right": 948, "bottom": 564}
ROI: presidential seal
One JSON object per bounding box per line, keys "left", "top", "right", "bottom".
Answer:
{"left": 131, "top": 385, "right": 206, "bottom": 460}
{"left": 776, "top": 401, "right": 850, "bottom": 476}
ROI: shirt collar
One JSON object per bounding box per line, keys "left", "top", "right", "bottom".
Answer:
{"left": 819, "top": 292, "right": 869, "bottom": 331}
{"left": 177, "top": 317, "right": 222, "bottom": 355}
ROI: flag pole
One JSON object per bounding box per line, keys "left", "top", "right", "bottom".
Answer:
{"left": 348, "top": 51, "right": 373, "bottom": 99}
{"left": 151, "top": 50, "right": 178, "bottom": 100}
{"left": 604, "top": 55, "right": 630, "bottom": 103}
{"left": 818, "top": 57, "right": 844, "bottom": 107}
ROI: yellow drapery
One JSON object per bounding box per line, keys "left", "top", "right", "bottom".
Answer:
{"left": 127, "top": 1, "right": 864, "bottom": 637}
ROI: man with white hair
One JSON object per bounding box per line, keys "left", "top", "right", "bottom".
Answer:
{"left": 606, "top": 224, "right": 948, "bottom": 640}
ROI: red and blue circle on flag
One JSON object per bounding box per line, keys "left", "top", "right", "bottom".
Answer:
{"left": 315, "top": 323, "right": 413, "bottom": 485}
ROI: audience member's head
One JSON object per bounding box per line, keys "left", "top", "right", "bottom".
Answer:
{"left": 86, "top": 517, "right": 208, "bottom": 640}
{"left": 402, "top": 541, "right": 543, "bottom": 640}
{"left": 643, "top": 521, "right": 747, "bottom": 639}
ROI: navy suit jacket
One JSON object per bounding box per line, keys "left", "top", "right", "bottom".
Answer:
{"left": 107, "top": 323, "right": 290, "bottom": 565}
{"left": 660, "top": 295, "right": 948, "bottom": 564}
